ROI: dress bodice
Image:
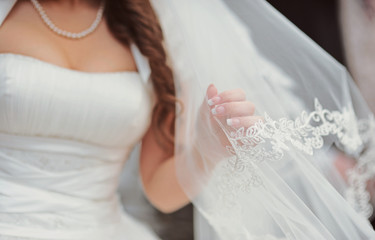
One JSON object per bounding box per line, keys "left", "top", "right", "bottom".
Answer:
{"left": 0, "top": 53, "right": 154, "bottom": 147}
{"left": 0, "top": 52, "right": 157, "bottom": 240}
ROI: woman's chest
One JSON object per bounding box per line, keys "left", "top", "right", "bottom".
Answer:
{"left": 0, "top": 1, "right": 136, "bottom": 74}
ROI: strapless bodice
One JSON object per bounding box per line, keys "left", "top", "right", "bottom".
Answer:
{"left": 0, "top": 53, "right": 154, "bottom": 147}
{"left": 0, "top": 53, "right": 157, "bottom": 240}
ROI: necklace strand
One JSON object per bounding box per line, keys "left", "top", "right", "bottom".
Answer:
{"left": 30, "top": 0, "right": 104, "bottom": 39}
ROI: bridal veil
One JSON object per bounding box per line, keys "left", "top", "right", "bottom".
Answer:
{"left": 149, "top": 0, "right": 375, "bottom": 239}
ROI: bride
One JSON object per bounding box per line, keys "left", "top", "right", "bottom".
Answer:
{"left": 0, "top": 0, "right": 252, "bottom": 239}
{"left": 0, "top": 0, "right": 375, "bottom": 239}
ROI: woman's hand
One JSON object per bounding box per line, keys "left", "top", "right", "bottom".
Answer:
{"left": 205, "top": 83, "right": 262, "bottom": 132}
{"left": 195, "top": 84, "right": 262, "bottom": 160}
{"left": 139, "top": 84, "right": 262, "bottom": 214}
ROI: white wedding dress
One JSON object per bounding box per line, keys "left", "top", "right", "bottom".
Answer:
{"left": 0, "top": 43, "right": 160, "bottom": 239}
{"left": 3, "top": 0, "right": 375, "bottom": 239}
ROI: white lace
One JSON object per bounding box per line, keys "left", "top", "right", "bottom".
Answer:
{"left": 346, "top": 124, "right": 375, "bottom": 218}
{"left": 226, "top": 99, "right": 364, "bottom": 157}
{"left": 221, "top": 98, "right": 375, "bottom": 217}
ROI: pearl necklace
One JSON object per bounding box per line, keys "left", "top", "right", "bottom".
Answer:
{"left": 30, "top": 0, "right": 105, "bottom": 39}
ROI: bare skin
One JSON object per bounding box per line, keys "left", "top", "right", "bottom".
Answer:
{"left": 0, "top": 0, "right": 255, "bottom": 213}
{"left": 0, "top": 0, "right": 136, "bottom": 73}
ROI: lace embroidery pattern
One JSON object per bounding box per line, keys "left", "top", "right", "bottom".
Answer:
{"left": 217, "top": 98, "right": 374, "bottom": 217}
{"left": 226, "top": 99, "right": 363, "bottom": 159}
{"left": 346, "top": 118, "right": 375, "bottom": 217}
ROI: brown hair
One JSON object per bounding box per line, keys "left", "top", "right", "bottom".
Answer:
{"left": 105, "top": 0, "right": 177, "bottom": 153}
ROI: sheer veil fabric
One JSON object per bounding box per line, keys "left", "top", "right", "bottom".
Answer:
{"left": 1, "top": 0, "right": 375, "bottom": 239}
{"left": 149, "top": 0, "right": 375, "bottom": 239}
{"left": 339, "top": 0, "right": 375, "bottom": 219}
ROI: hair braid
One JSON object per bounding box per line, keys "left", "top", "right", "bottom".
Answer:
{"left": 105, "top": 0, "right": 177, "bottom": 153}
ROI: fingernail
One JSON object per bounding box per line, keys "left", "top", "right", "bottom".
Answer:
{"left": 211, "top": 106, "right": 225, "bottom": 115}
{"left": 227, "top": 118, "right": 240, "bottom": 126}
{"left": 207, "top": 96, "right": 221, "bottom": 106}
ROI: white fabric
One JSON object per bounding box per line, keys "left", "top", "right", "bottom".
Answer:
{"left": 149, "top": 0, "right": 375, "bottom": 239}
{"left": 339, "top": 0, "right": 375, "bottom": 220}
{"left": 2, "top": 1, "right": 375, "bottom": 240}
{"left": 0, "top": 50, "right": 159, "bottom": 239}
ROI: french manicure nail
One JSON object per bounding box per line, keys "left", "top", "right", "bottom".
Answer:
{"left": 227, "top": 118, "right": 240, "bottom": 126}
{"left": 211, "top": 106, "right": 225, "bottom": 115}
{"left": 207, "top": 96, "right": 221, "bottom": 106}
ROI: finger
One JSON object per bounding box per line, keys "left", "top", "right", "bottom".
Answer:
{"left": 206, "top": 84, "right": 218, "bottom": 100}
{"left": 218, "top": 89, "right": 246, "bottom": 103}
{"left": 208, "top": 88, "right": 246, "bottom": 106}
{"left": 211, "top": 101, "right": 255, "bottom": 117}
{"left": 226, "top": 116, "right": 264, "bottom": 128}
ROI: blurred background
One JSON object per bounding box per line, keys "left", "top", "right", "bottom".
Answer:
{"left": 268, "top": 0, "right": 343, "bottom": 63}
{"left": 120, "top": 1, "right": 375, "bottom": 239}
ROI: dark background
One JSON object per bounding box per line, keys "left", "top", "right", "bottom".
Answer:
{"left": 267, "top": 0, "right": 344, "bottom": 64}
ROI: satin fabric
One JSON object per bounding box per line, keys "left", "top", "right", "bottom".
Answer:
{"left": 0, "top": 4, "right": 159, "bottom": 238}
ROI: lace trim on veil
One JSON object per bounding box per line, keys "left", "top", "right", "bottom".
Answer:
{"left": 221, "top": 99, "right": 375, "bottom": 218}
{"left": 346, "top": 117, "right": 375, "bottom": 217}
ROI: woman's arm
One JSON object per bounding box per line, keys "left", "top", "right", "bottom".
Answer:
{"left": 139, "top": 123, "right": 189, "bottom": 214}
